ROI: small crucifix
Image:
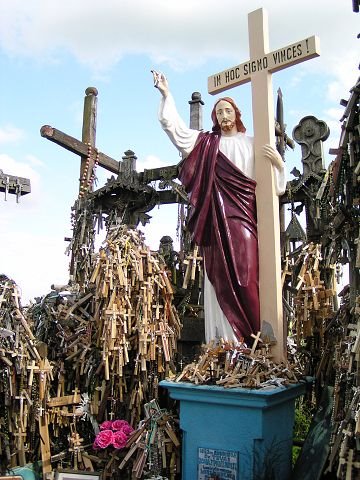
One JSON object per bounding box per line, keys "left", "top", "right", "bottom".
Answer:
{"left": 208, "top": 8, "right": 320, "bottom": 361}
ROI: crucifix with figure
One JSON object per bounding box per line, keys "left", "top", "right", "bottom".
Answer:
{"left": 208, "top": 8, "right": 320, "bottom": 361}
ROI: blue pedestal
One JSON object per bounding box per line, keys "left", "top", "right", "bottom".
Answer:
{"left": 160, "top": 381, "right": 305, "bottom": 480}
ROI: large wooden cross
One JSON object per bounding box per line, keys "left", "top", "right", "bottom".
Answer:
{"left": 208, "top": 8, "right": 320, "bottom": 361}
{"left": 40, "top": 88, "right": 121, "bottom": 183}
{"left": 40, "top": 89, "right": 180, "bottom": 198}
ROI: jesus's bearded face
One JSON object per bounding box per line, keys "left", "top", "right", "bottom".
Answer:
{"left": 215, "top": 100, "right": 237, "bottom": 135}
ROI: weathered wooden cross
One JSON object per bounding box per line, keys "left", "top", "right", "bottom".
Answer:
{"left": 41, "top": 87, "right": 122, "bottom": 187}
{"left": 208, "top": 8, "right": 320, "bottom": 361}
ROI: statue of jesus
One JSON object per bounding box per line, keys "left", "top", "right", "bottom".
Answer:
{"left": 152, "top": 71, "right": 286, "bottom": 345}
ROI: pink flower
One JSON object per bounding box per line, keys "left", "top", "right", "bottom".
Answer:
{"left": 112, "top": 430, "right": 127, "bottom": 449}
{"left": 112, "top": 419, "right": 134, "bottom": 437}
{"left": 94, "top": 429, "right": 114, "bottom": 449}
{"left": 100, "top": 420, "right": 113, "bottom": 431}
{"left": 121, "top": 424, "right": 134, "bottom": 437}
{"left": 112, "top": 420, "right": 128, "bottom": 431}
{"left": 93, "top": 419, "right": 134, "bottom": 450}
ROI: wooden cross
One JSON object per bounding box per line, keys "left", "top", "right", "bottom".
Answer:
{"left": 250, "top": 331, "right": 263, "bottom": 356}
{"left": 208, "top": 8, "right": 320, "bottom": 361}
{"left": 27, "top": 360, "right": 39, "bottom": 387}
{"left": 182, "top": 245, "right": 203, "bottom": 289}
{"left": 41, "top": 88, "right": 121, "bottom": 190}
{"left": 36, "top": 359, "right": 53, "bottom": 400}
{"left": 13, "top": 429, "right": 27, "bottom": 466}
{"left": 157, "top": 321, "right": 170, "bottom": 362}
{"left": 14, "top": 391, "right": 26, "bottom": 430}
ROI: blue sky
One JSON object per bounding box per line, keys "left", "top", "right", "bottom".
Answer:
{"left": 0, "top": 0, "right": 358, "bottom": 303}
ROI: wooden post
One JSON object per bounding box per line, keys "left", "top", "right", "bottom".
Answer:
{"left": 80, "top": 87, "right": 98, "bottom": 194}
{"left": 208, "top": 8, "right": 320, "bottom": 361}
{"left": 39, "top": 414, "right": 52, "bottom": 477}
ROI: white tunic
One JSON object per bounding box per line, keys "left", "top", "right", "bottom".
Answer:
{"left": 159, "top": 94, "right": 286, "bottom": 343}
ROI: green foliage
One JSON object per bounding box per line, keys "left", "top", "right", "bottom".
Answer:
{"left": 292, "top": 445, "right": 302, "bottom": 466}
{"left": 292, "top": 400, "right": 313, "bottom": 465}
{"left": 294, "top": 401, "right": 312, "bottom": 439}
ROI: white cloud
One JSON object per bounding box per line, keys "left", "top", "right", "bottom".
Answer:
{"left": 324, "top": 119, "right": 344, "bottom": 153}
{"left": 25, "top": 154, "right": 45, "bottom": 168}
{"left": 0, "top": 229, "right": 70, "bottom": 304}
{"left": 0, "top": 1, "right": 358, "bottom": 131}
{"left": 0, "top": 125, "right": 25, "bottom": 144}
{"left": 0, "top": 0, "right": 358, "bottom": 81}
{"left": 0, "top": 153, "right": 42, "bottom": 209}
{"left": 140, "top": 204, "right": 180, "bottom": 251}
{"left": 0, "top": 153, "right": 39, "bottom": 183}
{"left": 136, "top": 154, "right": 167, "bottom": 172}
{"left": 0, "top": 153, "right": 71, "bottom": 305}
{"left": 325, "top": 107, "right": 344, "bottom": 121}
{"left": 322, "top": 104, "right": 353, "bottom": 154}
{"left": 326, "top": 51, "right": 359, "bottom": 103}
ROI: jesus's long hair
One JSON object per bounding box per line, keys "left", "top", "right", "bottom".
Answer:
{"left": 211, "top": 97, "right": 246, "bottom": 134}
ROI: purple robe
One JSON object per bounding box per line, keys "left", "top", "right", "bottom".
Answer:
{"left": 179, "top": 131, "right": 260, "bottom": 343}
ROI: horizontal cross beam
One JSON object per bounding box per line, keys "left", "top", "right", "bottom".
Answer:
{"left": 40, "top": 125, "right": 121, "bottom": 175}
{"left": 0, "top": 171, "right": 31, "bottom": 196}
{"left": 208, "top": 35, "right": 320, "bottom": 95}
{"left": 139, "top": 165, "right": 178, "bottom": 183}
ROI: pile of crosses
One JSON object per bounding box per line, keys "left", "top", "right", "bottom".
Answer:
{"left": 319, "top": 289, "right": 360, "bottom": 478}
{"left": 0, "top": 275, "right": 47, "bottom": 470}
{"left": 284, "top": 241, "right": 360, "bottom": 477}
{"left": 292, "top": 243, "right": 336, "bottom": 342}
{"left": 0, "top": 227, "right": 182, "bottom": 479}
{"left": 174, "top": 334, "right": 304, "bottom": 389}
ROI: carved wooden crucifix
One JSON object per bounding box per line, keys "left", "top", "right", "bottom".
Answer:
{"left": 208, "top": 8, "right": 320, "bottom": 361}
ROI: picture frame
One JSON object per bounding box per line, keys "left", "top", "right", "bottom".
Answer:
{"left": 0, "top": 477, "right": 23, "bottom": 480}
{"left": 54, "top": 471, "right": 101, "bottom": 480}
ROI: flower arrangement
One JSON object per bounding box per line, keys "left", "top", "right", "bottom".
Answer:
{"left": 93, "top": 419, "right": 134, "bottom": 450}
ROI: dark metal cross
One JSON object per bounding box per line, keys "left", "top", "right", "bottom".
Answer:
{"left": 0, "top": 170, "right": 31, "bottom": 202}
